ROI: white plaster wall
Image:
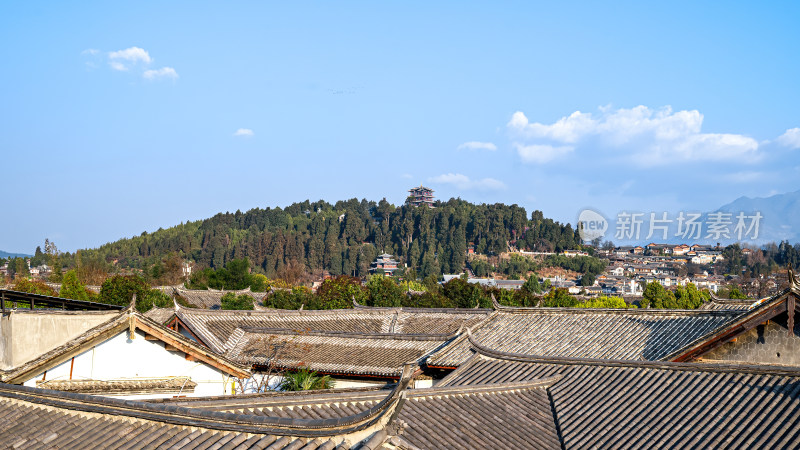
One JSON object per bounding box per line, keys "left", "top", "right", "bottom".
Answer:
{"left": 1, "top": 311, "right": 119, "bottom": 369}
{"left": 23, "top": 329, "right": 234, "bottom": 399}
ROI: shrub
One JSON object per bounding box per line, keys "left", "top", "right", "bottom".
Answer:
{"left": 221, "top": 292, "right": 255, "bottom": 310}
{"left": 279, "top": 368, "right": 334, "bottom": 391}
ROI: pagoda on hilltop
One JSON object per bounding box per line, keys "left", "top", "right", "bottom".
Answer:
{"left": 407, "top": 184, "right": 435, "bottom": 207}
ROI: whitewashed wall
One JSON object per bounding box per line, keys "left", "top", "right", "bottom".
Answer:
{"left": 22, "top": 329, "right": 234, "bottom": 400}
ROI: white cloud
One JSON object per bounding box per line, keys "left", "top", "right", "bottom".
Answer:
{"left": 81, "top": 48, "right": 99, "bottom": 55}
{"left": 515, "top": 143, "right": 574, "bottom": 164}
{"left": 233, "top": 128, "right": 254, "bottom": 137}
{"left": 508, "top": 105, "right": 760, "bottom": 166}
{"left": 428, "top": 173, "right": 506, "bottom": 191}
{"left": 108, "top": 46, "right": 152, "bottom": 65}
{"left": 109, "top": 61, "right": 128, "bottom": 71}
{"left": 777, "top": 128, "right": 800, "bottom": 149}
{"left": 457, "top": 141, "right": 497, "bottom": 151}
{"left": 401, "top": 173, "right": 413, "bottom": 179}
{"left": 143, "top": 67, "right": 179, "bottom": 80}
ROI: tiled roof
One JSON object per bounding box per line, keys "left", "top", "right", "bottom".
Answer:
{"left": 699, "top": 297, "right": 754, "bottom": 310}
{"left": 143, "top": 306, "right": 176, "bottom": 324}
{"left": 0, "top": 365, "right": 417, "bottom": 449}
{"left": 427, "top": 306, "right": 744, "bottom": 368}
{"left": 174, "top": 287, "right": 268, "bottom": 309}
{"left": 439, "top": 339, "right": 800, "bottom": 449}
{"left": 160, "top": 378, "right": 563, "bottom": 450}
{"left": 225, "top": 328, "right": 454, "bottom": 377}
{"left": 35, "top": 376, "right": 196, "bottom": 395}
{"left": 176, "top": 306, "right": 490, "bottom": 354}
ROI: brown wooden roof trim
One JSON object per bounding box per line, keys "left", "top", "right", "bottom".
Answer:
{"left": 666, "top": 287, "right": 800, "bottom": 363}
{"left": 134, "top": 316, "right": 251, "bottom": 379}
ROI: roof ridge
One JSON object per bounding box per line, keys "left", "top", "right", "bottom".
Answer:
{"left": 493, "top": 306, "right": 743, "bottom": 317}
{"left": 464, "top": 328, "right": 800, "bottom": 377}
{"left": 237, "top": 326, "right": 456, "bottom": 341}
{"left": 0, "top": 363, "right": 418, "bottom": 436}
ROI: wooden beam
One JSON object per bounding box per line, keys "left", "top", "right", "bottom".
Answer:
{"left": 144, "top": 334, "right": 159, "bottom": 341}
{"left": 134, "top": 320, "right": 249, "bottom": 379}
{"left": 788, "top": 295, "right": 795, "bottom": 337}
{"left": 185, "top": 354, "right": 198, "bottom": 362}
{"left": 164, "top": 344, "right": 180, "bottom": 352}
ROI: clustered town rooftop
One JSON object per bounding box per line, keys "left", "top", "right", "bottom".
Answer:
{"left": 2, "top": 270, "right": 800, "bottom": 448}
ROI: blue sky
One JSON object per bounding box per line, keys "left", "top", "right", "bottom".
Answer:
{"left": 1, "top": 1, "right": 799, "bottom": 253}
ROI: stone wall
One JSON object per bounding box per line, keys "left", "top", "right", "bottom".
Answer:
{"left": 700, "top": 312, "right": 800, "bottom": 366}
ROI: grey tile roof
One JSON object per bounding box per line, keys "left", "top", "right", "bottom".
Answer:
{"left": 143, "top": 306, "right": 176, "bottom": 324}
{"left": 176, "top": 306, "right": 489, "bottom": 355}
{"left": 699, "top": 298, "right": 754, "bottom": 310}
{"left": 427, "top": 307, "right": 745, "bottom": 368}
{"left": 159, "top": 378, "right": 564, "bottom": 450}
{"left": 174, "top": 287, "right": 268, "bottom": 309}
{"left": 35, "top": 376, "right": 197, "bottom": 395}
{"left": 225, "top": 328, "right": 454, "bottom": 377}
{"left": 439, "top": 343, "right": 800, "bottom": 449}
{"left": 0, "top": 365, "right": 417, "bottom": 449}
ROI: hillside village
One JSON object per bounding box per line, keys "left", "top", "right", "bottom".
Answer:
{"left": 1, "top": 189, "right": 799, "bottom": 448}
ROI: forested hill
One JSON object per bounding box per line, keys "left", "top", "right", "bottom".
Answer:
{"left": 75, "top": 198, "right": 581, "bottom": 279}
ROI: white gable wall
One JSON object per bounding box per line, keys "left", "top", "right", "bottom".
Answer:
{"left": 22, "top": 329, "right": 235, "bottom": 400}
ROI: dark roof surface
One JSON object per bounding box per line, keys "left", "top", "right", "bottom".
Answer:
{"left": 438, "top": 339, "right": 800, "bottom": 449}
{"left": 174, "top": 287, "right": 267, "bottom": 309}
{"left": 700, "top": 298, "right": 754, "bottom": 310}
{"left": 427, "top": 307, "right": 744, "bottom": 368}
{"left": 0, "top": 365, "right": 416, "bottom": 449}
{"left": 176, "top": 306, "right": 489, "bottom": 355}
{"left": 160, "top": 378, "right": 564, "bottom": 450}
{"left": 225, "top": 328, "right": 453, "bottom": 377}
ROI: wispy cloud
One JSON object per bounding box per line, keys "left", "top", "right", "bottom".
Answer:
{"left": 81, "top": 48, "right": 99, "bottom": 56}
{"left": 457, "top": 141, "right": 497, "bottom": 151}
{"left": 401, "top": 173, "right": 413, "bottom": 179}
{"left": 233, "top": 128, "right": 254, "bottom": 137}
{"left": 428, "top": 173, "right": 506, "bottom": 191}
{"left": 143, "top": 67, "right": 178, "bottom": 80}
{"left": 508, "top": 105, "right": 760, "bottom": 166}
{"left": 777, "top": 128, "right": 800, "bottom": 149}
{"left": 109, "top": 61, "right": 128, "bottom": 71}
{"left": 108, "top": 47, "right": 152, "bottom": 70}
{"left": 515, "top": 143, "right": 574, "bottom": 164}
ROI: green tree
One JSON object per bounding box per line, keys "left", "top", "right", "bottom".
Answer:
{"left": 577, "top": 296, "right": 632, "bottom": 308}
{"left": 12, "top": 279, "right": 57, "bottom": 296}
{"left": 99, "top": 275, "right": 171, "bottom": 312}
{"left": 311, "top": 276, "right": 365, "bottom": 309}
{"left": 221, "top": 292, "right": 255, "bottom": 310}
{"left": 640, "top": 282, "right": 676, "bottom": 309}
{"left": 60, "top": 269, "right": 95, "bottom": 301}
{"left": 522, "top": 274, "right": 542, "bottom": 294}
{"left": 541, "top": 288, "right": 579, "bottom": 307}
{"left": 366, "top": 275, "right": 404, "bottom": 307}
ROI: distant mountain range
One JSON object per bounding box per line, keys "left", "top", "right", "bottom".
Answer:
{"left": 715, "top": 189, "right": 800, "bottom": 245}
{"left": 0, "top": 250, "right": 31, "bottom": 259}
{"left": 600, "top": 190, "right": 800, "bottom": 246}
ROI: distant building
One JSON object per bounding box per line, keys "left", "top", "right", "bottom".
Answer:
{"left": 407, "top": 185, "right": 435, "bottom": 207}
{"left": 371, "top": 253, "right": 400, "bottom": 275}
